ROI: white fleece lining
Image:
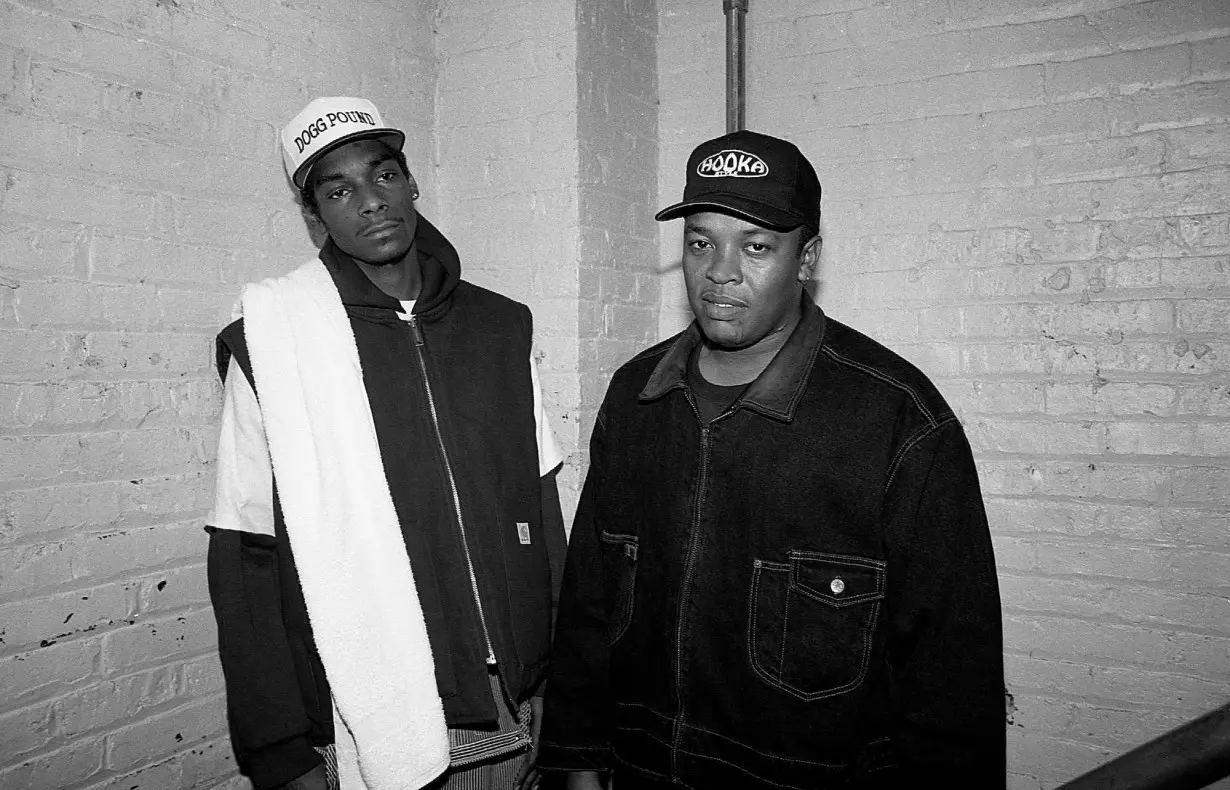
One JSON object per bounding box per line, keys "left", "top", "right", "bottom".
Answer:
{"left": 241, "top": 259, "right": 449, "bottom": 789}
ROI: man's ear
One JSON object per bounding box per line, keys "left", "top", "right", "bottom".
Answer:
{"left": 798, "top": 234, "right": 822, "bottom": 282}
{"left": 301, "top": 206, "right": 329, "bottom": 249}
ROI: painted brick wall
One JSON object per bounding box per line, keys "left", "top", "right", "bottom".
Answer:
{"left": 435, "top": 0, "right": 660, "bottom": 511}
{"left": 577, "top": 0, "right": 661, "bottom": 446}
{"left": 0, "top": 0, "right": 434, "bottom": 787}
{"left": 660, "top": 1, "right": 1230, "bottom": 787}
{"left": 433, "top": 0, "right": 586, "bottom": 511}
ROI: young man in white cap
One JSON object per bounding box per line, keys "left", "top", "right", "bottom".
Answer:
{"left": 207, "top": 97, "right": 565, "bottom": 790}
{"left": 539, "top": 130, "right": 1005, "bottom": 788}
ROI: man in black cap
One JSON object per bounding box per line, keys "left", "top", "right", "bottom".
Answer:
{"left": 538, "top": 130, "right": 1005, "bottom": 788}
{"left": 207, "top": 97, "right": 564, "bottom": 790}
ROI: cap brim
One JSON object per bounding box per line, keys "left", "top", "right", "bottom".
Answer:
{"left": 293, "top": 128, "right": 406, "bottom": 188}
{"left": 654, "top": 195, "right": 803, "bottom": 231}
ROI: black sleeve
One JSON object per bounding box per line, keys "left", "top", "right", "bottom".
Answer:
{"left": 207, "top": 529, "right": 323, "bottom": 789}
{"left": 208, "top": 324, "right": 322, "bottom": 789}
{"left": 882, "top": 418, "right": 1006, "bottom": 781}
{"left": 537, "top": 411, "right": 614, "bottom": 772}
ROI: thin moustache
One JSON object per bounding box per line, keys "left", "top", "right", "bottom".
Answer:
{"left": 362, "top": 219, "right": 402, "bottom": 236}
{"left": 701, "top": 291, "right": 748, "bottom": 308}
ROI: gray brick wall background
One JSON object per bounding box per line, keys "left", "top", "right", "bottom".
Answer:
{"left": 1, "top": 0, "right": 1227, "bottom": 788}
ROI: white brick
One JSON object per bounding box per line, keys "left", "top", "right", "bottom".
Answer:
{"left": 1177, "top": 297, "right": 1230, "bottom": 332}
{"left": 1005, "top": 653, "right": 1230, "bottom": 710}
{"left": 0, "top": 521, "right": 207, "bottom": 597}
{"left": 1103, "top": 420, "right": 1230, "bottom": 456}
{"left": 0, "top": 215, "right": 85, "bottom": 278}
{"left": 0, "top": 583, "right": 133, "bottom": 651}
{"left": 1089, "top": 2, "right": 1230, "bottom": 50}
{"left": 27, "top": 63, "right": 104, "bottom": 119}
{"left": 1176, "top": 382, "right": 1230, "bottom": 415}
{"left": 0, "top": 482, "right": 122, "bottom": 543}
{"left": 1045, "top": 381, "right": 1177, "bottom": 416}
{"left": 1045, "top": 45, "right": 1192, "bottom": 101}
{"left": 0, "top": 44, "right": 19, "bottom": 102}
{"left": 998, "top": 570, "right": 1230, "bottom": 629}
{"left": 90, "top": 233, "right": 228, "bottom": 286}
{"left": 104, "top": 694, "right": 227, "bottom": 772}
{"left": 1192, "top": 34, "right": 1230, "bottom": 80}
{"left": 0, "top": 736, "right": 104, "bottom": 790}
{"left": 16, "top": 280, "right": 161, "bottom": 330}
{"left": 52, "top": 665, "right": 181, "bottom": 742}
{"left": 0, "top": 637, "right": 100, "bottom": 706}
{"left": 1004, "top": 613, "right": 1230, "bottom": 677}
{"left": 967, "top": 417, "right": 1106, "bottom": 455}
{"left": 179, "top": 735, "right": 240, "bottom": 789}
{"left": 1037, "top": 133, "right": 1169, "bottom": 184}
{"left": 1006, "top": 732, "right": 1112, "bottom": 785}
{"left": 100, "top": 608, "right": 217, "bottom": 675}
{"left": 0, "top": 378, "right": 220, "bottom": 433}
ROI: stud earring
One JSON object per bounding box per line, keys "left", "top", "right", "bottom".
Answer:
{"left": 411, "top": 190, "right": 420, "bottom": 200}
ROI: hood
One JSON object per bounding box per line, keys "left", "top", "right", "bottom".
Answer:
{"left": 319, "top": 214, "right": 461, "bottom": 317}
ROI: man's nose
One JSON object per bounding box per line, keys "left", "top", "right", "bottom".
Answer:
{"left": 357, "top": 185, "right": 388, "bottom": 216}
{"left": 707, "top": 246, "right": 742, "bottom": 284}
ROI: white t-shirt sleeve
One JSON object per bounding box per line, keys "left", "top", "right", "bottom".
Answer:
{"left": 209, "top": 357, "right": 276, "bottom": 537}
{"left": 531, "top": 352, "right": 563, "bottom": 477}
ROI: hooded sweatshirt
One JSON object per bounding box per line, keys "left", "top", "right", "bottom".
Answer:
{"left": 207, "top": 216, "right": 566, "bottom": 789}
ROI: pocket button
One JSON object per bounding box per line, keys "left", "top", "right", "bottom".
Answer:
{"left": 830, "top": 577, "right": 845, "bottom": 594}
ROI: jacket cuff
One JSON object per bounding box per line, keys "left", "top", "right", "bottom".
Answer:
{"left": 536, "top": 742, "right": 612, "bottom": 772}
{"left": 245, "top": 735, "right": 323, "bottom": 790}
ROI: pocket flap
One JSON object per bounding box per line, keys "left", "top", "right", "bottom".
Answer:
{"left": 790, "top": 552, "right": 885, "bottom": 607}
{"left": 600, "top": 531, "right": 639, "bottom": 561}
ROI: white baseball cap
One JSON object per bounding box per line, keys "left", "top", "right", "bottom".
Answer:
{"left": 281, "top": 97, "right": 405, "bottom": 188}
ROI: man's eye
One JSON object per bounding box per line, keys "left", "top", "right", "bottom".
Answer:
{"left": 376, "top": 170, "right": 399, "bottom": 182}
{"left": 326, "top": 188, "right": 349, "bottom": 200}
{"left": 747, "top": 243, "right": 769, "bottom": 254}
{"left": 687, "top": 239, "right": 712, "bottom": 251}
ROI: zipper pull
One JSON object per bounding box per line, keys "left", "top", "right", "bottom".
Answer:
{"left": 486, "top": 650, "right": 497, "bottom": 666}
{"left": 408, "top": 316, "right": 425, "bottom": 347}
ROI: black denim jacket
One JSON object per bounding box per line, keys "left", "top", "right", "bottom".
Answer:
{"left": 540, "top": 298, "right": 1005, "bottom": 788}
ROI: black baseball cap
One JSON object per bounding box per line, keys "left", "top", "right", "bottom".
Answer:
{"left": 655, "top": 130, "right": 821, "bottom": 232}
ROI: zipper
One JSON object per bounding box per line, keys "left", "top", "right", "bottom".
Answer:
{"left": 672, "top": 392, "right": 714, "bottom": 771}
{"left": 408, "top": 316, "right": 497, "bottom": 666}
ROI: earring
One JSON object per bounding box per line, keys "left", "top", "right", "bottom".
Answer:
{"left": 411, "top": 190, "right": 420, "bottom": 200}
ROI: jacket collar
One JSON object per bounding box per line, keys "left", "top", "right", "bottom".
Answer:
{"left": 638, "top": 294, "right": 827, "bottom": 423}
{"left": 318, "top": 214, "right": 461, "bottom": 319}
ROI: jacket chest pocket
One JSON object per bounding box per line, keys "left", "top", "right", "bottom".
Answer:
{"left": 748, "top": 551, "right": 886, "bottom": 701}
{"left": 600, "top": 531, "right": 639, "bottom": 645}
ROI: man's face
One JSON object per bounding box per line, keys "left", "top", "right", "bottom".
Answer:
{"left": 682, "top": 211, "right": 816, "bottom": 351}
{"left": 310, "top": 138, "right": 418, "bottom": 266}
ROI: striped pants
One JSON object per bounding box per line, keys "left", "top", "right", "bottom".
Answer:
{"left": 316, "top": 742, "right": 528, "bottom": 789}
{"left": 316, "top": 672, "right": 532, "bottom": 790}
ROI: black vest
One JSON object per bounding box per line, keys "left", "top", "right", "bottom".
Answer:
{"left": 218, "top": 218, "right": 550, "bottom": 730}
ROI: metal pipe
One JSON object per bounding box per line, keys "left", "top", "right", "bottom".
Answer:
{"left": 723, "top": 0, "right": 747, "bottom": 133}
{"left": 1057, "top": 701, "right": 1230, "bottom": 790}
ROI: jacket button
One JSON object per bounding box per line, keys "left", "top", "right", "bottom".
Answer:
{"left": 830, "top": 577, "right": 845, "bottom": 594}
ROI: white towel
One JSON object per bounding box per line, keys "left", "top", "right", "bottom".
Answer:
{"left": 241, "top": 258, "right": 449, "bottom": 789}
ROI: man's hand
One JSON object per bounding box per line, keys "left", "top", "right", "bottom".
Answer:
{"left": 280, "top": 763, "right": 330, "bottom": 790}
{"left": 566, "top": 771, "right": 605, "bottom": 790}
{"left": 515, "top": 696, "right": 545, "bottom": 790}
